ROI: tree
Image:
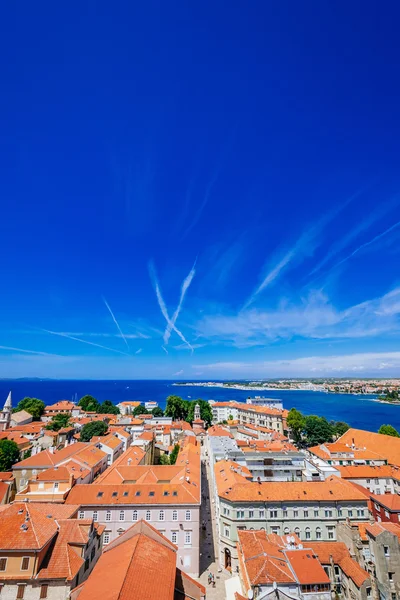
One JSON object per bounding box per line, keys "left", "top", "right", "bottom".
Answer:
{"left": 228, "top": 414, "right": 233, "bottom": 421}
{"left": 14, "top": 397, "right": 45, "bottom": 419}
{"left": 332, "top": 421, "right": 350, "bottom": 437}
{"left": 159, "top": 454, "right": 170, "bottom": 465}
{"left": 169, "top": 443, "right": 180, "bottom": 465}
{"left": 46, "top": 413, "right": 71, "bottom": 432}
{"left": 0, "top": 439, "right": 20, "bottom": 470}
{"left": 80, "top": 421, "right": 108, "bottom": 442}
{"left": 133, "top": 405, "right": 148, "bottom": 417}
{"left": 187, "top": 400, "right": 213, "bottom": 427}
{"left": 286, "top": 408, "right": 305, "bottom": 444}
{"left": 78, "top": 395, "right": 100, "bottom": 412}
{"left": 152, "top": 407, "right": 164, "bottom": 417}
{"left": 165, "top": 396, "right": 188, "bottom": 421}
{"left": 97, "top": 400, "right": 120, "bottom": 415}
{"left": 304, "top": 415, "right": 334, "bottom": 446}
{"left": 378, "top": 424, "right": 400, "bottom": 438}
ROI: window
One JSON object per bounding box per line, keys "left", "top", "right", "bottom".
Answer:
{"left": 366, "top": 479, "right": 371, "bottom": 484}
{"left": 375, "top": 503, "right": 381, "bottom": 512}
{"left": 270, "top": 510, "right": 278, "bottom": 519}
{"left": 97, "top": 491, "right": 104, "bottom": 498}
{"left": 314, "top": 510, "right": 319, "bottom": 518}
{"left": 103, "top": 532, "right": 110, "bottom": 545}
{"left": 384, "top": 545, "right": 390, "bottom": 557}
{"left": 385, "top": 510, "right": 390, "bottom": 519}
{"left": 294, "top": 527, "right": 300, "bottom": 538}
{"left": 305, "top": 528, "right": 311, "bottom": 540}
{"left": 40, "top": 585, "right": 48, "bottom": 599}
{"left": 271, "top": 526, "right": 280, "bottom": 535}
{"left": 106, "top": 511, "right": 111, "bottom": 521}
{"left": 91, "top": 547, "right": 95, "bottom": 561}
{"left": 21, "top": 558, "right": 29, "bottom": 571}
{"left": 283, "top": 510, "right": 288, "bottom": 518}
{"left": 236, "top": 510, "right": 244, "bottom": 519}
{"left": 284, "top": 527, "right": 290, "bottom": 535}
{"left": 224, "top": 526, "right": 230, "bottom": 538}
{"left": 304, "top": 510, "right": 308, "bottom": 518}
{"left": 172, "top": 510, "right": 178, "bottom": 521}
{"left": 389, "top": 573, "right": 394, "bottom": 582}
{"left": 132, "top": 510, "right": 138, "bottom": 521}
{"left": 375, "top": 479, "right": 379, "bottom": 485}
{"left": 325, "top": 510, "right": 333, "bottom": 518}
{"left": 159, "top": 510, "right": 165, "bottom": 521}
{"left": 185, "top": 531, "right": 192, "bottom": 545}
{"left": 259, "top": 509, "right": 265, "bottom": 518}
{"left": 185, "top": 510, "right": 191, "bottom": 521}
{"left": 328, "top": 526, "right": 335, "bottom": 540}
{"left": 93, "top": 511, "right": 98, "bottom": 522}
{"left": 146, "top": 510, "right": 151, "bottom": 520}
{"left": 338, "top": 508, "right": 343, "bottom": 517}
{"left": 171, "top": 531, "right": 178, "bottom": 544}
{"left": 316, "top": 527, "right": 322, "bottom": 540}
{"left": 54, "top": 482, "right": 59, "bottom": 491}
{"left": 391, "top": 594, "right": 396, "bottom": 600}
{"left": 79, "top": 510, "right": 85, "bottom": 519}
{"left": 249, "top": 510, "right": 254, "bottom": 518}
{"left": 293, "top": 510, "right": 298, "bottom": 518}
{"left": 0, "top": 559, "right": 7, "bottom": 572}
{"left": 366, "top": 587, "right": 371, "bottom": 597}
{"left": 119, "top": 511, "right": 125, "bottom": 521}
{"left": 149, "top": 491, "right": 155, "bottom": 497}
{"left": 135, "top": 491, "right": 141, "bottom": 496}
{"left": 17, "top": 585, "right": 25, "bottom": 600}
{"left": 223, "top": 507, "right": 230, "bottom": 516}
{"left": 357, "top": 509, "right": 364, "bottom": 518}
{"left": 348, "top": 510, "right": 353, "bottom": 518}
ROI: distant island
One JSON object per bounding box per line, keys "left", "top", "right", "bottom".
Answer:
{"left": 173, "top": 378, "right": 400, "bottom": 396}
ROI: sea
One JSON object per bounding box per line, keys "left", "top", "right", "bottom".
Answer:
{"left": 0, "top": 379, "right": 398, "bottom": 433}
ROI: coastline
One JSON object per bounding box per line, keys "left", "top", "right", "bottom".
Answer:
{"left": 370, "top": 398, "right": 400, "bottom": 406}
{"left": 172, "top": 382, "right": 376, "bottom": 397}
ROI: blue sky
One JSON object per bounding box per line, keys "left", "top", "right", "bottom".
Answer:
{"left": 2, "top": 1, "right": 400, "bottom": 379}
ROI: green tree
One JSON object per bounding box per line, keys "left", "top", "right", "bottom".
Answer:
{"left": 187, "top": 400, "right": 213, "bottom": 427}
{"left": 152, "top": 407, "right": 164, "bottom": 417}
{"left": 169, "top": 443, "right": 180, "bottom": 465}
{"left": 378, "top": 424, "right": 400, "bottom": 437}
{"left": 332, "top": 421, "right": 350, "bottom": 437}
{"left": 304, "top": 415, "right": 334, "bottom": 446}
{"left": 286, "top": 408, "right": 305, "bottom": 444}
{"left": 80, "top": 421, "right": 108, "bottom": 442}
{"left": 78, "top": 395, "right": 100, "bottom": 412}
{"left": 159, "top": 454, "right": 170, "bottom": 465}
{"left": 14, "top": 397, "right": 45, "bottom": 419}
{"left": 0, "top": 439, "right": 20, "bottom": 470}
{"left": 165, "top": 396, "right": 188, "bottom": 420}
{"left": 97, "top": 400, "right": 120, "bottom": 415}
{"left": 133, "top": 404, "right": 148, "bottom": 417}
{"left": 46, "top": 413, "right": 71, "bottom": 432}
{"left": 228, "top": 414, "right": 233, "bottom": 421}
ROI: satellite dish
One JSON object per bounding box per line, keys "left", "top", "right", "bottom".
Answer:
{"left": 248, "top": 591, "right": 254, "bottom": 599}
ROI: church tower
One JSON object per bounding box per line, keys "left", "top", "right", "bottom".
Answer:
{"left": 194, "top": 402, "right": 201, "bottom": 421}
{"left": 0, "top": 392, "right": 12, "bottom": 432}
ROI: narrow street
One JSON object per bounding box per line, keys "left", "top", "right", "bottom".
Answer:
{"left": 197, "top": 444, "right": 230, "bottom": 599}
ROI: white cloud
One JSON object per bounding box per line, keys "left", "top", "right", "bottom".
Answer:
{"left": 194, "top": 351, "right": 400, "bottom": 377}
{"left": 196, "top": 287, "right": 400, "bottom": 347}
{"left": 173, "top": 369, "right": 184, "bottom": 376}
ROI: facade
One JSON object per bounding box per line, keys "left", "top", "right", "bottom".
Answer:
{"left": 0, "top": 503, "right": 104, "bottom": 600}
{"left": 66, "top": 438, "right": 201, "bottom": 576}
{"left": 337, "top": 465, "right": 396, "bottom": 495}
{"left": 214, "top": 460, "right": 369, "bottom": 571}
{"left": 209, "top": 401, "right": 240, "bottom": 424}
{"left": 70, "top": 520, "right": 205, "bottom": 600}
{"left": 15, "top": 464, "right": 92, "bottom": 503}
{"left": 308, "top": 442, "right": 387, "bottom": 467}
{"left": 10, "top": 411, "right": 33, "bottom": 428}
{"left": 116, "top": 401, "right": 141, "bottom": 416}
{"left": 246, "top": 396, "right": 284, "bottom": 410}
{"left": 0, "top": 392, "right": 12, "bottom": 432}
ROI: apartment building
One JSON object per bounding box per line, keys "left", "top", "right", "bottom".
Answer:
{"left": 336, "top": 465, "right": 397, "bottom": 495}
{"left": 210, "top": 401, "right": 240, "bottom": 423}
{"left": 12, "top": 443, "right": 108, "bottom": 492}
{"left": 70, "top": 520, "right": 205, "bottom": 600}
{"left": 245, "top": 396, "right": 284, "bottom": 410}
{"left": 15, "top": 464, "right": 92, "bottom": 502}
{"left": 210, "top": 401, "right": 285, "bottom": 433}
{"left": 92, "top": 433, "right": 125, "bottom": 465}
{"left": 214, "top": 460, "right": 369, "bottom": 570}
{"left": 66, "top": 439, "right": 201, "bottom": 576}
{"left": 308, "top": 442, "right": 387, "bottom": 467}
{"left": 116, "top": 401, "right": 141, "bottom": 416}
{"left": 338, "top": 429, "right": 400, "bottom": 468}
{"left": 0, "top": 503, "right": 103, "bottom": 600}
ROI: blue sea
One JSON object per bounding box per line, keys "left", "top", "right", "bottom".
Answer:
{"left": 0, "top": 379, "right": 396, "bottom": 433}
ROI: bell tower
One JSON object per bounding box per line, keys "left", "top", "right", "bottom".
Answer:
{"left": 0, "top": 391, "right": 12, "bottom": 432}
{"left": 194, "top": 402, "right": 201, "bottom": 421}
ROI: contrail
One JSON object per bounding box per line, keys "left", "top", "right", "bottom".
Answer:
{"left": 148, "top": 262, "right": 193, "bottom": 351}
{"left": 333, "top": 219, "right": 400, "bottom": 270}
{"left": 102, "top": 296, "right": 130, "bottom": 351}
{"left": 38, "top": 328, "right": 131, "bottom": 356}
{"left": 135, "top": 348, "right": 142, "bottom": 354}
{"left": 0, "top": 345, "right": 61, "bottom": 357}
{"left": 163, "top": 260, "right": 196, "bottom": 345}
{"left": 162, "top": 346, "right": 168, "bottom": 355}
